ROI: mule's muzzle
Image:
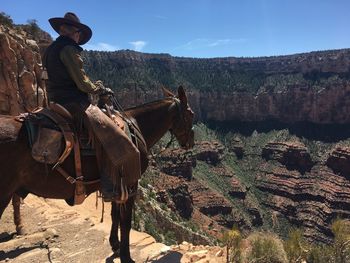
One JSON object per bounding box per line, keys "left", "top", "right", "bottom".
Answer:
{"left": 183, "top": 128, "right": 195, "bottom": 150}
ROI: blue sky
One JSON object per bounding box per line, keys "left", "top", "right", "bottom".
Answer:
{"left": 3, "top": 0, "right": 350, "bottom": 58}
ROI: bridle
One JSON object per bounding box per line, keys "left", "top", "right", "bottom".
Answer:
{"left": 169, "top": 97, "right": 194, "bottom": 149}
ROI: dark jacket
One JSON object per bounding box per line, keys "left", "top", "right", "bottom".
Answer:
{"left": 44, "top": 36, "right": 89, "bottom": 104}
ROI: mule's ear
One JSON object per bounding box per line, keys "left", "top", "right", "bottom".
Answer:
{"left": 178, "top": 86, "right": 188, "bottom": 105}
{"left": 162, "top": 86, "right": 175, "bottom": 97}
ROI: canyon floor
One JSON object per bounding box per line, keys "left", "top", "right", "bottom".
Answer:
{"left": 0, "top": 194, "right": 225, "bottom": 263}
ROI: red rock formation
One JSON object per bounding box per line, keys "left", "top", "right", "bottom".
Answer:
{"left": 189, "top": 180, "right": 233, "bottom": 217}
{"left": 326, "top": 146, "right": 350, "bottom": 178}
{"left": 262, "top": 141, "right": 314, "bottom": 174}
{"left": 195, "top": 141, "right": 225, "bottom": 165}
{"left": 158, "top": 148, "right": 195, "bottom": 180}
{"left": 115, "top": 80, "right": 350, "bottom": 124}
{"left": 0, "top": 26, "right": 45, "bottom": 115}
{"left": 168, "top": 184, "right": 193, "bottom": 219}
{"left": 228, "top": 137, "right": 244, "bottom": 159}
{"left": 228, "top": 177, "right": 247, "bottom": 199}
{"left": 257, "top": 146, "right": 350, "bottom": 243}
{"left": 196, "top": 84, "right": 350, "bottom": 124}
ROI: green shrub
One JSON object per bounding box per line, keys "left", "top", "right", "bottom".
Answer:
{"left": 144, "top": 217, "right": 162, "bottom": 241}
{"left": 307, "top": 245, "right": 334, "bottom": 263}
{"left": 163, "top": 231, "right": 177, "bottom": 245}
{"left": 222, "top": 227, "right": 243, "bottom": 263}
{"left": 285, "top": 220, "right": 350, "bottom": 263}
{"left": 331, "top": 218, "right": 350, "bottom": 263}
{"left": 284, "top": 228, "right": 308, "bottom": 263}
{"left": 244, "top": 232, "right": 288, "bottom": 263}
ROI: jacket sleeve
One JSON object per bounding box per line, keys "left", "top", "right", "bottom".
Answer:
{"left": 60, "top": 45, "right": 100, "bottom": 94}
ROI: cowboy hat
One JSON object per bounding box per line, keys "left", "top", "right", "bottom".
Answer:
{"left": 49, "top": 12, "right": 92, "bottom": 45}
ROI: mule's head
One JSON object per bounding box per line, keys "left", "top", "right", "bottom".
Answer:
{"left": 163, "top": 86, "right": 195, "bottom": 150}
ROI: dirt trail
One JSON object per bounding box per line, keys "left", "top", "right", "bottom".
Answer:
{"left": 0, "top": 195, "right": 225, "bottom": 262}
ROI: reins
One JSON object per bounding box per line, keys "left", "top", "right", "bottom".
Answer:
{"left": 150, "top": 96, "right": 187, "bottom": 158}
{"left": 110, "top": 94, "right": 142, "bottom": 135}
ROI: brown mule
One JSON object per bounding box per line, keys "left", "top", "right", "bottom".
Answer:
{"left": 0, "top": 86, "right": 194, "bottom": 263}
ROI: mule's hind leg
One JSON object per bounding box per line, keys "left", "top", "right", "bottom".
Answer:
{"left": 109, "top": 202, "right": 121, "bottom": 254}
{"left": 12, "top": 194, "right": 25, "bottom": 235}
{"left": 119, "top": 198, "right": 135, "bottom": 263}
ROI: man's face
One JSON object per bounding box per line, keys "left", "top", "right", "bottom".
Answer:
{"left": 72, "top": 28, "right": 81, "bottom": 44}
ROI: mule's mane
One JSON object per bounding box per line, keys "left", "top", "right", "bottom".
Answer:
{"left": 125, "top": 97, "right": 175, "bottom": 114}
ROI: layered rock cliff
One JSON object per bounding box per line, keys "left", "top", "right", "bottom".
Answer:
{"left": 0, "top": 25, "right": 46, "bottom": 115}
{"left": 256, "top": 141, "right": 350, "bottom": 243}
{"left": 83, "top": 49, "right": 350, "bottom": 124}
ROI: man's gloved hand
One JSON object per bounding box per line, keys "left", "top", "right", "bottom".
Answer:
{"left": 99, "top": 87, "right": 114, "bottom": 96}
{"left": 95, "top": 80, "right": 114, "bottom": 95}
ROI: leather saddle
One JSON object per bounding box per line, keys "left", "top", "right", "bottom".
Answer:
{"left": 23, "top": 102, "right": 145, "bottom": 205}
{"left": 24, "top": 102, "right": 85, "bottom": 205}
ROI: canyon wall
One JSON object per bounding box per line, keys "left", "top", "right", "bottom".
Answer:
{"left": 3, "top": 22, "right": 350, "bottom": 126}
{"left": 83, "top": 49, "right": 350, "bottom": 124}
{"left": 0, "top": 25, "right": 46, "bottom": 115}
{"left": 257, "top": 142, "right": 350, "bottom": 243}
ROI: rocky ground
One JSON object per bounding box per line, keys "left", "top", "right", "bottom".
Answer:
{"left": 0, "top": 194, "right": 226, "bottom": 263}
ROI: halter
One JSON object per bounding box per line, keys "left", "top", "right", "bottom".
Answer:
{"left": 169, "top": 97, "right": 194, "bottom": 149}
{"left": 149, "top": 96, "right": 193, "bottom": 156}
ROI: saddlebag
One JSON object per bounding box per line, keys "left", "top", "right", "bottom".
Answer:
{"left": 31, "top": 127, "right": 63, "bottom": 164}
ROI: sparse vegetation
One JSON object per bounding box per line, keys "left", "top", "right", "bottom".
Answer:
{"left": 221, "top": 220, "right": 350, "bottom": 262}
{"left": 82, "top": 48, "right": 350, "bottom": 94}
{"left": 0, "top": 12, "right": 14, "bottom": 27}
{"left": 194, "top": 121, "right": 350, "bottom": 262}
{"left": 26, "top": 19, "right": 40, "bottom": 40}
{"left": 193, "top": 122, "right": 219, "bottom": 142}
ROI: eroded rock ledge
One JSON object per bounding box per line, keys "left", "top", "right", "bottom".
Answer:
{"left": 258, "top": 144, "right": 350, "bottom": 243}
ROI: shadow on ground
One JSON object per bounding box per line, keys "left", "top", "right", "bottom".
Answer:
{"left": 150, "top": 251, "right": 183, "bottom": 263}
{"left": 0, "top": 245, "right": 43, "bottom": 261}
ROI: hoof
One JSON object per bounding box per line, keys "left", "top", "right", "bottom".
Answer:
{"left": 16, "top": 226, "right": 26, "bottom": 236}
{"left": 120, "top": 258, "right": 135, "bottom": 263}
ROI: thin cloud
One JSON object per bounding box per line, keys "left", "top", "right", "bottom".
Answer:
{"left": 208, "top": 38, "right": 246, "bottom": 47}
{"left": 84, "top": 42, "right": 119, "bottom": 51}
{"left": 177, "top": 38, "right": 247, "bottom": 50}
{"left": 154, "top": 15, "right": 168, "bottom": 19}
{"left": 129, "top": 41, "right": 147, "bottom": 51}
{"left": 178, "top": 38, "right": 208, "bottom": 50}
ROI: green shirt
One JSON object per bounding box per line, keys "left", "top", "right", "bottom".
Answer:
{"left": 59, "top": 45, "right": 100, "bottom": 94}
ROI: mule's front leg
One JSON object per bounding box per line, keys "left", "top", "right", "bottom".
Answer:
{"left": 12, "top": 194, "right": 25, "bottom": 235}
{"left": 0, "top": 194, "right": 13, "bottom": 219}
{"left": 109, "top": 202, "right": 120, "bottom": 254}
{"left": 120, "top": 198, "right": 135, "bottom": 263}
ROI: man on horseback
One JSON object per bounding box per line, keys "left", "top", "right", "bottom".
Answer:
{"left": 43, "top": 12, "right": 140, "bottom": 202}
